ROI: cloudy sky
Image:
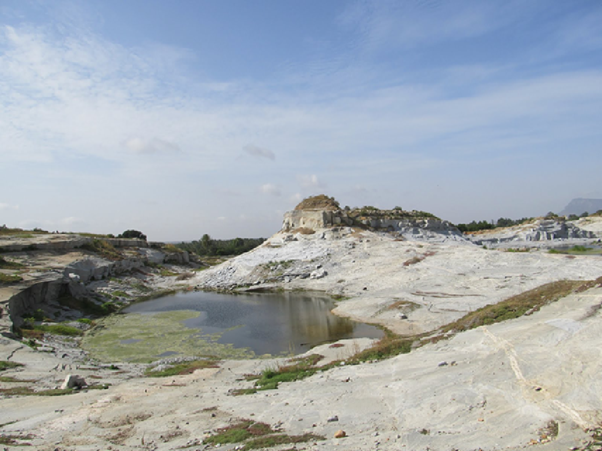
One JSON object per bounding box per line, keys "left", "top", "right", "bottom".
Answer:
{"left": 1, "top": 0, "right": 601, "bottom": 241}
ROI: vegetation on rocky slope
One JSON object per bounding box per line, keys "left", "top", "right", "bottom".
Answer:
{"left": 176, "top": 234, "right": 265, "bottom": 257}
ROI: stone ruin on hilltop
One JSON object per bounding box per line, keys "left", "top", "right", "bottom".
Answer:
{"left": 282, "top": 195, "right": 464, "bottom": 241}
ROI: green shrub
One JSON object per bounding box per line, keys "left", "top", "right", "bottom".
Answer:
{"left": 0, "top": 257, "right": 24, "bottom": 269}
{"left": 442, "top": 280, "right": 582, "bottom": 333}
{"left": 144, "top": 359, "right": 219, "bottom": 377}
{"left": 58, "top": 295, "right": 116, "bottom": 317}
{"left": 0, "top": 273, "right": 23, "bottom": 284}
{"left": 243, "top": 433, "right": 325, "bottom": 450}
{"left": 0, "top": 361, "right": 23, "bottom": 372}
{"left": 34, "top": 324, "right": 83, "bottom": 337}
{"left": 204, "top": 420, "right": 275, "bottom": 446}
{"left": 117, "top": 230, "right": 147, "bottom": 241}
{"left": 251, "top": 355, "right": 323, "bottom": 391}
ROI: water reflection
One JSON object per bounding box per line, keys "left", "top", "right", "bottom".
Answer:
{"left": 124, "top": 291, "right": 383, "bottom": 355}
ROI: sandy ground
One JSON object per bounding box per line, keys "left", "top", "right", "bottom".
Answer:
{"left": 2, "top": 225, "right": 602, "bottom": 450}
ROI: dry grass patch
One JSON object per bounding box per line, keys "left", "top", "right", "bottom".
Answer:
{"left": 0, "top": 387, "right": 75, "bottom": 397}
{"left": 0, "top": 273, "right": 23, "bottom": 284}
{"left": 291, "top": 227, "right": 315, "bottom": 235}
{"left": 204, "top": 419, "right": 325, "bottom": 450}
{"left": 0, "top": 257, "right": 25, "bottom": 269}
{"left": 347, "top": 331, "right": 414, "bottom": 363}
{"left": 243, "top": 433, "right": 325, "bottom": 450}
{"left": 80, "top": 239, "right": 123, "bottom": 260}
{"left": 145, "top": 359, "right": 220, "bottom": 377}
{"left": 403, "top": 251, "right": 436, "bottom": 267}
{"left": 204, "top": 420, "right": 275, "bottom": 445}
{"left": 294, "top": 194, "right": 340, "bottom": 211}
{"left": 442, "top": 280, "right": 585, "bottom": 333}
{"left": 0, "top": 434, "right": 34, "bottom": 446}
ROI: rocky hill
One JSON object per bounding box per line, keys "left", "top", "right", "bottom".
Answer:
{"left": 560, "top": 198, "right": 602, "bottom": 216}
{"left": 2, "top": 205, "right": 602, "bottom": 450}
{"left": 283, "top": 196, "right": 466, "bottom": 243}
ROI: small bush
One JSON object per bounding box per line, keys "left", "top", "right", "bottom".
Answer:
{"left": 0, "top": 361, "right": 23, "bottom": 372}
{"left": 117, "top": 230, "right": 147, "bottom": 241}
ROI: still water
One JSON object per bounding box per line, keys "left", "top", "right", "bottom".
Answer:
{"left": 123, "top": 290, "right": 383, "bottom": 356}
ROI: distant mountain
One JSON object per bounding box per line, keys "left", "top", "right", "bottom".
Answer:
{"left": 560, "top": 198, "right": 602, "bottom": 216}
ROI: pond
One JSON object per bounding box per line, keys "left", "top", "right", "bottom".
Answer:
{"left": 81, "top": 291, "right": 384, "bottom": 362}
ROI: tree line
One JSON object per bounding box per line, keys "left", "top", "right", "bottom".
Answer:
{"left": 176, "top": 234, "right": 265, "bottom": 256}
{"left": 455, "top": 218, "right": 532, "bottom": 233}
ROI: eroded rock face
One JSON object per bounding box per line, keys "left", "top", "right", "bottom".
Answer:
{"left": 6, "top": 275, "right": 66, "bottom": 327}
{"left": 64, "top": 257, "right": 145, "bottom": 284}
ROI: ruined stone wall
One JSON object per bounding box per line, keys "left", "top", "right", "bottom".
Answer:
{"left": 282, "top": 210, "right": 351, "bottom": 231}
{"left": 282, "top": 210, "right": 459, "bottom": 233}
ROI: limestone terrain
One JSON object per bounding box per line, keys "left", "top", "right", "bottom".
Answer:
{"left": 1, "top": 210, "right": 602, "bottom": 450}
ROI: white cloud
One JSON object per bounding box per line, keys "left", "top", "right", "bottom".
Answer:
{"left": 338, "top": 0, "right": 526, "bottom": 52}
{"left": 297, "top": 174, "right": 325, "bottom": 189}
{"left": 261, "top": 184, "right": 281, "bottom": 196}
{"left": 1, "top": 4, "right": 602, "bottom": 239}
{"left": 124, "top": 137, "right": 180, "bottom": 155}
{"left": 243, "top": 144, "right": 275, "bottom": 161}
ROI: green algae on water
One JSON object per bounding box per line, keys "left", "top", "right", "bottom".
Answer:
{"left": 81, "top": 310, "right": 255, "bottom": 362}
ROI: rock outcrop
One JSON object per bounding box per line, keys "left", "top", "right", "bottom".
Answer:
{"left": 560, "top": 198, "right": 602, "bottom": 216}
{"left": 0, "top": 233, "right": 191, "bottom": 333}
{"left": 469, "top": 218, "right": 598, "bottom": 248}
{"left": 283, "top": 196, "right": 466, "bottom": 243}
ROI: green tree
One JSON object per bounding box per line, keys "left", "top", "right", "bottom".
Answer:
{"left": 118, "top": 230, "right": 147, "bottom": 241}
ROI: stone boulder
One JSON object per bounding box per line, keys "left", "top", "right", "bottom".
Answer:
{"left": 60, "top": 374, "right": 87, "bottom": 390}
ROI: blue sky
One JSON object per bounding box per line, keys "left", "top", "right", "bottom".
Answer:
{"left": 1, "top": 0, "right": 601, "bottom": 240}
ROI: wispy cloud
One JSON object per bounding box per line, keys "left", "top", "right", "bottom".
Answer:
{"left": 124, "top": 137, "right": 180, "bottom": 155}
{"left": 243, "top": 144, "right": 275, "bottom": 161}
{"left": 1, "top": 1, "right": 601, "bottom": 238}
{"left": 261, "top": 184, "right": 281, "bottom": 196}
{"left": 297, "top": 174, "right": 325, "bottom": 189}
{"left": 337, "top": 0, "right": 516, "bottom": 51}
